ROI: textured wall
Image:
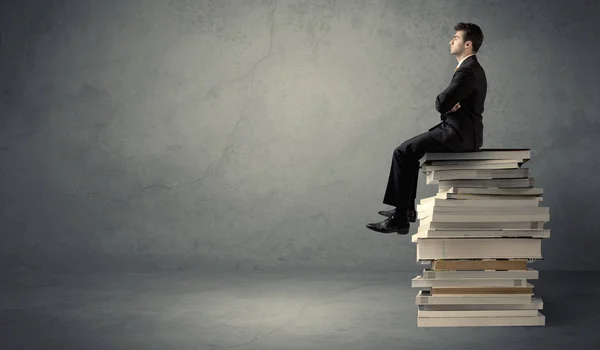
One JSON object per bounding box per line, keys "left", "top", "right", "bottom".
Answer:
{"left": 1, "top": 0, "right": 599, "bottom": 272}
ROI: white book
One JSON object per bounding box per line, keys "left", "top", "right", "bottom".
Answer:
{"left": 418, "top": 220, "right": 546, "bottom": 231}
{"left": 417, "top": 206, "right": 548, "bottom": 216}
{"left": 419, "top": 298, "right": 543, "bottom": 310}
{"left": 421, "top": 269, "right": 539, "bottom": 280}
{"left": 415, "top": 290, "right": 532, "bottom": 305}
{"left": 419, "top": 211, "right": 550, "bottom": 223}
{"left": 423, "top": 159, "right": 526, "bottom": 166}
{"left": 438, "top": 178, "right": 534, "bottom": 190}
{"left": 417, "top": 307, "right": 540, "bottom": 318}
{"left": 426, "top": 168, "right": 529, "bottom": 184}
{"left": 442, "top": 187, "right": 543, "bottom": 196}
{"left": 437, "top": 193, "right": 543, "bottom": 201}
{"left": 419, "top": 197, "right": 541, "bottom": 209}
{"left": 412, "top": 276, "right": 528, "bottom": 288}
{"left": 413, "top": 229, "right": 551, "bottom": 240}
{"left": 417, "top": 312, "right": 545, "bottom": 327}
{"left": 421, "top": 161, "right": 521, "bottom": 172}
{"left": 419, "top": 259, "right": 538, "bottom": 266}
{"left": 416, "top": 238, "right": 543, "bottom": 260}
{"left": 420, "top": 149, "right": 531, "bottom": 165}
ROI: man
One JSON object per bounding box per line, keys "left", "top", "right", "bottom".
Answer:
{"left": 366, "top": 22, "right": 487, "bottom": 235}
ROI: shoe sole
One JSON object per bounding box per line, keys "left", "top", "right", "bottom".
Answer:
{"left": 366, "top": 225, "right": 410, "bottom": 235}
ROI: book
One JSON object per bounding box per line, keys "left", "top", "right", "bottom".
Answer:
{"left": 430, "top": 259, "right": 529, "bottom": 271}
{"left": 417, "top": 207, "right": 550, "bottom": 224}
{"left": 419, "top": 197, "right": 541, "bottom": 209}
{"left": 421, "top": 268, "right": 539, "bottom": 279}
{"left": 426, "top": 168, "right": 529, "bottom": 184}
{"left": 416, "top": 238, "right": 543, "bottom": 260}
{"left": 438, "top": 178, "right": 534, "bottom": 190}
{"left": 412, "top": 276, "right": 529, "bottom": 288}
{"left": 419, "top": 297, "right": 543, "bottom": 310}
{"left": 441, "top": 186, "right": 543, "bottom": 196}
{"left": 413, "top": 228, "right": 551, "bottom": 239}
{"left": 431, "top": 284, "right": 534, "bottom": 295}
{"left": 422, "top": 159, "right": 526, "bottom": 166}
{"left": 418, "top": 205, "right": 548, "bottom": 215}
{"left": 415, "top": 290, "right": 532, "bottom": 304}
{"left": 421, "top": 161, "right": 522, "bottom": 172}
{"left": 417, "top": 210, "right": 550, "bottom": 223}
{"left": 419, "top": 149, "right": 531, "bottom": 165}
{"left": 417, "top": 307, "right": 540, "bottom": 318}
{"left": 417, "top": 312, "right": 545, "bottom": 327}
{"left": 418, "top": 220, "right": 546, "bottom": 231}
{"left": 436, "top": 193, "right": 543, "bottom": 201}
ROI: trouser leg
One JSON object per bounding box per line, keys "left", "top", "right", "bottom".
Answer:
{"left": 382, "top": 131, "right": 453, "bottom": 217}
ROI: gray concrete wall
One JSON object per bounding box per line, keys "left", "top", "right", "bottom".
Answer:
{"left": 1, "top": 0, "right": 599, "bottom": 272}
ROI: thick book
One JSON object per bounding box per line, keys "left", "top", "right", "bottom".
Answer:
{"left": 421, "top": 268, "right": 539, "bottom": 279}
{"left": 421, "top": 160, "right": 522, "bottom": 172}
{"left": 420, "top": 149, "right": 532, "bottom": 165}
{"left": 419, "top": 197, "right": 541, "bottom": 209}
{"left": 416, "top": 238, "right": 543, "bottom": 260}
{"left": 417, "top": 312, "right": 545, "bottom": 327}
{"left": 422, "top": 159, "right": 527, "bottom": 166}
{"left": 431, "top": 283, "right": 534, "bottom": 295}
{"left": 418, "top": 205, "right": 548, "bottom": 215}
{"left": 431, "top": 259, "right": 529, "bottom": 271}
{"left": 436, "top": 193, "right": 543, "bottom": 201}
{"left": 438, "top": 178, "right": 534, "bottom": 190}
{"left": 417, "top": 209, "right": 550, "bottom": 223}
{"left": 417, "top": 307, "right": 540, "bottom": 318}
{"left": 441, "top": 187, "right": 543, "bottom": 196}
{"left": 418, "top": 220, "right": 546, "bottom": 231}
{"left": 413, "top": 228, "right": 551, "bottom": 240}
{"left": 419, "top": 297, "right": 543, "bottom": 310}
{"left": 412, "top": 276, "right": 529, "bottom": 288}
{"left": 426, "top": 168, "right": 529, "bottom": 184}
{"left": 415, "top": 290, "right": 532, "bottom": 304}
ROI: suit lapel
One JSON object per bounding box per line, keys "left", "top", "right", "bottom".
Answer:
{"left": 453, "top": 55, "right": 477, "bottom": 76}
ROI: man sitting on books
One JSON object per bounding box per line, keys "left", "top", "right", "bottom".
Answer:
{"left": 367, "top": 22, "right": 487, "bottom": 235}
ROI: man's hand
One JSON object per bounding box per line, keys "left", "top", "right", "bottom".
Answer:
{"left": 449, "top": 102, "right": 461, "bottom": 113}
{"left": 441, "top": 102, "right": 461, "bottom": 121}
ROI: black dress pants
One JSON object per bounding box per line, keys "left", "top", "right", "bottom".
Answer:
{"left": 382, "top": 130, "right": 454, "bottom": 215}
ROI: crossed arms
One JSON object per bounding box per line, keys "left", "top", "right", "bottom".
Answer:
{"left": 435, "top": 67, "right": 476, "bottom": 116}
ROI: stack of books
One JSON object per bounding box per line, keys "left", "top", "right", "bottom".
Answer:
{"left": 412, "top": 149, "right": 550, "bottom": 327}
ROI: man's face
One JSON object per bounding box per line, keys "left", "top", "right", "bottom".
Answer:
{"left": 449, "top": 31, "right": 466, "bottom": 55}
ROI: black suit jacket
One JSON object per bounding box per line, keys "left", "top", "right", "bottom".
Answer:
{"left": 428, "top": 55, "right": 487, "bottom": 151}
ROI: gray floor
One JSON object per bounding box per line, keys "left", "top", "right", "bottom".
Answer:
{"left": 1, "top": 270, "right": 598, "bottom": 350}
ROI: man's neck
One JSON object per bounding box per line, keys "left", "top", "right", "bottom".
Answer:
{"left": 456, "top": 52, "right": 474, "bottom": 64}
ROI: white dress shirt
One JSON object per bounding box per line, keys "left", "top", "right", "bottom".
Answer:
{"left": 456, "top": 54, "right": 475, "bottom": 70}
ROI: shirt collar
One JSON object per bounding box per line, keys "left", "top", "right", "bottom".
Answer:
{"left": 457, "top": 54, "right": 475, "bottom": 68}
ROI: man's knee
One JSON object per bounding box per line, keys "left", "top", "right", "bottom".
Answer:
{"left": 395, "top": 140, "right": 414, "bottom": 156}
{"left": 393, "top": 144, "right": 407, "bottom": 157}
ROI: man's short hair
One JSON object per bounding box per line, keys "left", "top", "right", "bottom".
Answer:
{"left": 454, "top": 22, "right": 484, "bottom": 53}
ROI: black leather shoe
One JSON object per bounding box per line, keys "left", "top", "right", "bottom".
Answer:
{"left": 378, "top": 208, "right": 417, "bottom": 223}
{"left": 366, "top": 216, "right": 410, "bottom": 235}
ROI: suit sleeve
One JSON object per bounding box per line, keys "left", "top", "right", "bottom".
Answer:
{"left": 435, "top": 67, "right": 475, "bottom": 114}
